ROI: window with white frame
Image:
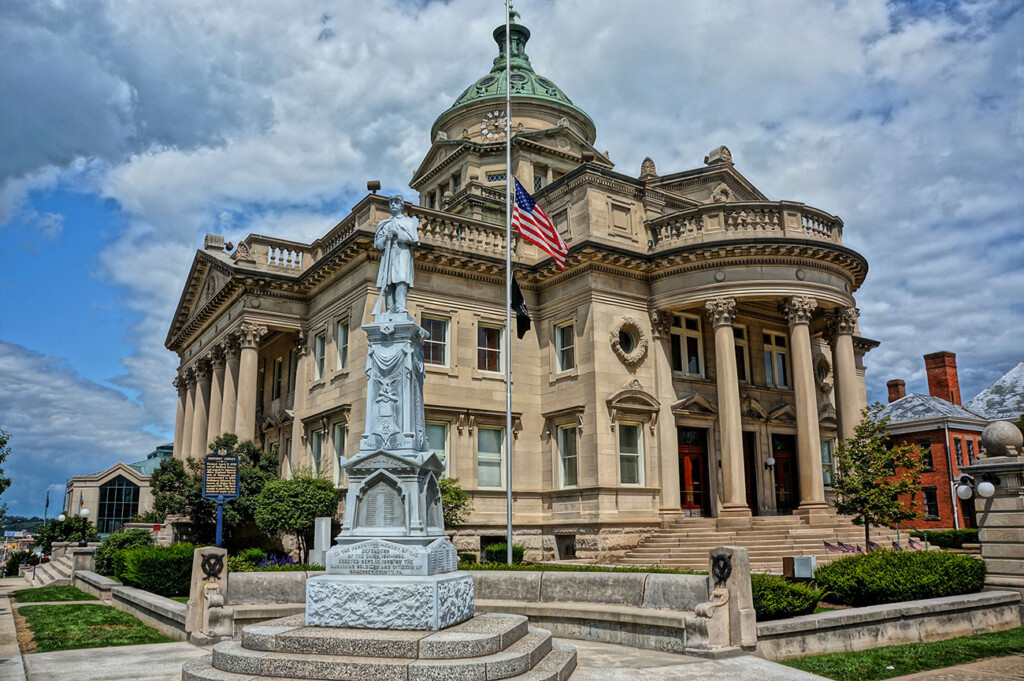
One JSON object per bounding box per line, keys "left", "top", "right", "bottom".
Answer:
{"left": 477, "top": 426, "right": 504, "bottom": 488}
{"left": 477, "top": 324, "right": 503, "bottom": 373}
{"left": 332, "top": 423, "right": 346, "bottom": 486}
{"left": 557, "top": 425, "right": 578, "bottom": 488}
{"left": 619, "top": 423, "right": 643, "bottom": 485}
{"left": 336, "top": 319, "right": 349, "bottom": 370}
{"left": 820, "top": 439, "right": 835, "bottom": 488}
{"left": 422, "top": 316, "right": 449, "bottom": 366}
{"left": 763, "top": 332, "right": 789, "bottom": 388}
{"left": 734, "top": 326, "right": 750, "bottom": 383}
{"left": 426, "top": 422, "right": 449, "bottom": 475}
{"left": 670, "top": 315, "right": 704, "bottom": 376}
{"left": 555, "top": 322, "right": 575, "bottom": 372}
{"left": 311, "top": 429, "right": 323, "bottom": 476}
{"left": 314, "top": 332, "right": 326, "bottom": 380}
{"left": 272, "top": 357, "right": 283, "bottom": 400}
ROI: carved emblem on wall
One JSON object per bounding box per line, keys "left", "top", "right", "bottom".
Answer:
{"left": 710, "top": 182, "right": 732, "bottom": 202}
{"left": 814, "top": 353, "right": 833, "bottom": 393}
{"left": 711, "top": 553, "right": 732, "bottom": 587}
{"left": 201, "top": 554, "right": 224, "bottom": 580}
{"left": 639, "top": 156, "right": 658, "bottom": 180}
{"left": 610, "top": 317, "right": 648, "bottom": 366}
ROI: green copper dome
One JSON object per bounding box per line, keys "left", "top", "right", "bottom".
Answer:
{"left": 433, "top": 23, "right": 594, "bottom": 138}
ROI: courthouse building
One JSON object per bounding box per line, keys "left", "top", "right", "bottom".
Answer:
{"left": 166, "top": 22, "right": 878, "bottom": 558}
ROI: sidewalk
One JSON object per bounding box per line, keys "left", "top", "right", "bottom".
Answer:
{"left": 0, "top": 578, "right": 29, "bottom": 681}
{"left": 894, "top": 653, "right": 1024, "bottom": 680}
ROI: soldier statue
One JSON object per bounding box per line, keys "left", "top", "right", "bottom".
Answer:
{"left": 373, "top": 195, "right": 419, "bottom": 316}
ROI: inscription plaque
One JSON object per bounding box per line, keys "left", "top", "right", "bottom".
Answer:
{"left": 203, "top": 451, "right": 240, "bottom": 500}
{"left": 357, "top": 479, "right": 405, "bottom": 528}
{"left": 326, "top": 538, "right": 457, "bottom": 576}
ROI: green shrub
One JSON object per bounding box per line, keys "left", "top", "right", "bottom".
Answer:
{"left": 458, "top": 552, "right": 478, "bottom": 564}
{"left": 121, "top": 543, "right": 195, "bottom": 598}
{"left": 910, "top": 529, "right": 979, "bottom": 549}
{"left": 815, "top": 550, "right": 986, "bottom": 606}
{"left": 4, "top": 550, "right": 30, "bottom": 577}
{"left": 95, "top": 529, "right": 154, "bottom": 580}
{"left": 751, "top": 574, "right": 821, "bottom": 621}
{"left": 482, "top": 543, "right": 525, "bottom": 564}
{"left": 227, "top": 548, "right": 267, "bottom": 573}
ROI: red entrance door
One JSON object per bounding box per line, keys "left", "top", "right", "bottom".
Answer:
{"left": 772, "top": 434, "right": 798, "bottom": 512}
{"left": 678, "top": 427, "right": 709, "bottom": 516}
{"left": 742, "top": 432, "right": 759, "bottom": 515}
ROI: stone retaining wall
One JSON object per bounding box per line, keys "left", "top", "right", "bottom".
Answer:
{"left": 755, "top": 590, "right": 1023, "bottom": 661}
{"left": 73, "top": 570, "right": 119, "bottom": 600}
{"left": 109, "top": 586, "right": 188, "bottom": 641}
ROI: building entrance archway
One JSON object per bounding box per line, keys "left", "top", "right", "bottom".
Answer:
{"left": 678, "top": 427, "right": 710, "bottom": 516}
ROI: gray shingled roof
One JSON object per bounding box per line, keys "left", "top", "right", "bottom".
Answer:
{"left": 966, "top": 361, "right": 1024, "bottom": 420}
{"left": 879, "top": 393, "right": 984, "bottom": 423}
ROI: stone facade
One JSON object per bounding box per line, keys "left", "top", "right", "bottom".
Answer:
{"left": 166, "top": 21, "right": 877, "bottom": 560}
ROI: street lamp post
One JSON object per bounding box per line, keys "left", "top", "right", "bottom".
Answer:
{"left": 77, "top": 508, "right": 90, "bottom": 547}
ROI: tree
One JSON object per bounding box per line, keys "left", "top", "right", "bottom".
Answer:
{"left": 833, "top": 403, "right": 924, "bottom": 546}
{"left": 254, "top": 474, "right": 341, "bottom": 562}
{"left": 33, "top": 515, "right": 100, "bottom": 553}
{"left": 0, "top": 428, "right": 12, "bottom": 525}
{"left": 439, "top": 477, "right": 472, "bottom": 528}
{"left": 149, "top": 434, "right": 279, "bottom": 546}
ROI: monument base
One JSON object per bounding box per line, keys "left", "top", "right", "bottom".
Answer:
{"left": 305, "top": 572, "right": 475, "bottom": 630}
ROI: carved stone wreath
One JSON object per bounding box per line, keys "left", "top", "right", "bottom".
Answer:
{"left": 610, "top": 317, "right": 648, "bottom": 366}
{"left": 201, "top": 554, "right": 224, "bottom": 580}
{"left": 711, "top": 554, "right": 732, "bottom": 587}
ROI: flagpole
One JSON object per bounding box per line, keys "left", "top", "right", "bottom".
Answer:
{"left": 504, "top": 0, "right": 513, "bottom": 566}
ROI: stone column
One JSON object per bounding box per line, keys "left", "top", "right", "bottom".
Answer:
{"left": 234, "top": 322, "right": 267, "bottom": 444}
{"left": 783, "top": 296, "right": 828, "bottom": 512}
{"left": 650, "top": 311, "right": 681, "bottom": 516}
{"left": 180, "top": 369, "right": 196, "bottom": 461}
{"left": 706, "top": 298, "right": 750, "bottom": 519}
{"left": 172, "top": 375, "right": 186, "bottom": 459}
{"left": 220, "top": 338, "right": 240, "bottom": 436}
{"left": 206, "top": 345, "right": 226, "bottom": 446}
{"left": 190, "top": 360, "right": 212, "bottom": 459}
{"left": 290, "top": 332, "right": 308, "bottom": 477}
{"left": 825, "top": 306, "right": 860, "bottom": 443}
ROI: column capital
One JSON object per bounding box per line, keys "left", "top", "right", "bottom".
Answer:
{"left": 184, "top": 366, "right": 197, "bottom": 388}
{"left": 237, "top": 321, "right": 268, "bottom": 349}
{"left": 221, "top": 335, "right": 240, "bottom": 360}
{"left": 194, "top": 358, "right": 212, "bottom": 383}
{"left": 649, "top": 310, "right": 674, "bottom": 339}
{"left": 823, "top": 306, "right": 859, "bottom": 341}
{"left": 293, "top": 329, "right": 308, "bottom": 353}
{"left": 208, "top": 344, "right": 226, "bottom": 368}
{"left": 704, "top": 298, "right": 737, "bottom": 328}
{"left": 173, "top": 375, "right": 187, "bottom": 394}
{"left": 782, "top": 296, "right": 817, "bottom": 326}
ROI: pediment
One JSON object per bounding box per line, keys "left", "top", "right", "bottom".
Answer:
{"left": 165, "top": 252, "right": 238, "bottom": 350}
{"left": 516, "top": 127, "right": 612, "bottom": 167}
{"left": 607, "top": 380, "right": 660, "bottom": 413}
{"left": 342, "top": 449, "right": 443, "bottom": 475}
{"left": 818, "top": 402, "right": 837, "bottom": 426}
{"left": 410, "top": 139, "right": 471, "bottom": 186}
{"left": 741, "top": 395, "right": 769, "bottom": 421}
{"left": 649, "top": 165, "right": 766, "bottom": 205}
{"left": 768, "top": 403, "right": 798, "bottom": 423}
{"left": 672, "top": 393, "right": 718, "bottom": 416}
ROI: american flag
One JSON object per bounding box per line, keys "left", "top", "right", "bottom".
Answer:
{"left": 512, "top": 178, "right": 567, "bottom": 269}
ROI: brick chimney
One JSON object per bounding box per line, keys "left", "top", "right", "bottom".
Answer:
{"left": 923, "top": 351, "right": 962, "bottom": 405}
{"left": 886, "top": 379, "right": 906, "bottom": 403}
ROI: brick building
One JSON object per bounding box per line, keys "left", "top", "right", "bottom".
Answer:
{"left": 880, "top": 352, "right": 987, "bottom": 530}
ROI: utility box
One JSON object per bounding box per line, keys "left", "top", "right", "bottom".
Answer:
{"left": 782, "top": 555, "right": 817, "bottom": 579}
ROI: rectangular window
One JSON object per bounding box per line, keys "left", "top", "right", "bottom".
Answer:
{"left": 477, "top": 427, "right": 504, "bottom": 488}
{"left": 288, "top": 349, "right": 298, "bottom": 392}
{"left": 820, "top": 439, "right": 835, "bottom": 488}
{"left": 336, "top": 320, "right": 349, "bottom": 370}
{"left": 671, "top": 315, "right": 704, "bottom": 377}
{"left": 555, "top": 322, "right": 575, "bottom": 372}
{"left": 311, "top": 429, "right": 323, "bottom": 476}
{"left": 314, "top": 332, "right": 326, "bottom": 380}
{"left": 272, "top": 357, "right": 283, "bottom": 400}
{"left": 763, "top": 332, "right": 789, "bottom": 387}
{"left": 916, "top": 438, "right": 934, "bottom": 470}
{"left": 426, "top": 422, "right": 449, "bottom": 475}
{"left": 923, "top": 488, "right": 939, "bottom": 518}
{"left": 534, "top": 173, "right": 546, "bottom": 193}
{"left": 477, "top": 324, "right": 503, "bottom": 372}
{"left": 619, "top": 423, "right": 643, "bottom": 485}
{"left": 332, "top": 424, "right": 346, "bottom": 486}
{"left": 734, "top": 326, "right": 749, "bottom": 383}
{"left": 486, "top": 172, "right": 506, "bottom": 183}
{"left": 284, "top": 437, "right": 292, "bottom": 477}
{"left": 422, "top": 316, "right": 449, "bottom": 366}
{"left": 558, "top": 425, "right": 578, "bottom": 488}
{"left": 954, "top": 438, "right": 963, "bottom": 466}
{"left": 966, "top": 440, "right": 975, "bottom": 465}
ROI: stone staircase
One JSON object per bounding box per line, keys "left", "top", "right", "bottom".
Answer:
{"left": 617, "top": 513, "right": 901, "bottom": 572}
{"left": 24, "top": 555, "right": 73, "bottom": 587}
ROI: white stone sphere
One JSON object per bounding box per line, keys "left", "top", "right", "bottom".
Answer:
{"left": 981, "top": 421, "right": 1023, "bottom": 458}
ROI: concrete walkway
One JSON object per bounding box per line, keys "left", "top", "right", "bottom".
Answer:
{"left": 23, "top": 642, "right": 208, "bottom": 681}
{"left": 893, "top": 653, "right": 1024, "bottom": 680}
{"left": 0, "top": 578, "right": 29, "bottom": 681}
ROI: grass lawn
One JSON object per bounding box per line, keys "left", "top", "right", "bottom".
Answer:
{"left": 12, "top": 586, "right": 97, "bottom": 603}
{"left": 783, "top": 627, "right": 1024, "bottom": 681}
{"left": 170, "top": 596, "right": 189, "bottom": 604}
{"left": 18, "top": 604, "right": 173, "bottom": 652}
{"left": 813, "top": 605, "right": 838, "bottom": 614}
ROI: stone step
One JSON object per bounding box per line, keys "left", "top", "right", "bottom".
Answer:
{"left": 212, "top": 627, "right": 552, "bottom": 681}
{"left": 183, "top": 642, "right": 576, "bottom": 681}
{"left": 242, "top": 613, "right": 529, "bottom": 660}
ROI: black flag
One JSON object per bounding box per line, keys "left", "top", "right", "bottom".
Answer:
{"left": 511, "top": 273, "right": 531, "bottom": 339}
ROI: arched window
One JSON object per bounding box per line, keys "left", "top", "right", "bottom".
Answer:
{"left": 97, "top": 476, "right": 139, "bottom": 534}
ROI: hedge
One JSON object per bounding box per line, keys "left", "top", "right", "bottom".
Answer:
{"left": 482, "top": 543, "right": 525, "bottom": 564}
{"left": 910, "top": 528, "right": 979, "bottom": 549}
{"left": 751, "top": 574, "right": 821, "bottom": 621}
{"left": 815, "top": 549, "right": 985, "bottom": 606}
{"left": 95, "top": 529, "right": 154, "bottom": 581}
{"left": 121, "top": 543, "right": 195, "bottom": 598}
{"left": 3, "top": 550, "right": 30, "bottom": 577}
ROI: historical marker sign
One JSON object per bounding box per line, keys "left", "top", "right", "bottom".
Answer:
{"left": 203, "top": 447, "right": 240, "bottom": 501}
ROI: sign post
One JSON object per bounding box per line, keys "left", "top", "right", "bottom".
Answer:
{"left": 202, "top": 447, "right": 240, "bottom": 548}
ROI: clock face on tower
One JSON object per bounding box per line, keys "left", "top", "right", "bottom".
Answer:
{"left": 480, "top": 109, "right": 507, "bottom": 141}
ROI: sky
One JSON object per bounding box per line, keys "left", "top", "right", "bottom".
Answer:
{"left": 1, "top": 0, "right": 1022, "bottom": 518}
